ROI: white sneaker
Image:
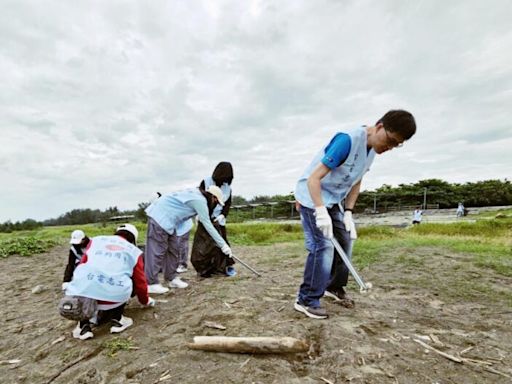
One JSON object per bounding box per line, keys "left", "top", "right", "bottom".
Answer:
{"left": 148, "top": 284, "right": 170, "bottom": 294}
{"left": 176, "top": 265, "right": 188, "bottom": 273}
{"left": 110, "top": 316, "right": 133, "bottom": 334}
{"left": 72, "top": 322, "right": 94, "bottom": 340}
{"left": 169, "top": 277, "right": 188, "bottom": 289}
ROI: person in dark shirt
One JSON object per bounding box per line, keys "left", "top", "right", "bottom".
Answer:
{"left": 62, "top": 230, "right": 90, "bottom": 290}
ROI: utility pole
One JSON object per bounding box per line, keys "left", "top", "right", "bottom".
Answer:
{"left": 423, "top": 188, "right": 427, "bottom": 210}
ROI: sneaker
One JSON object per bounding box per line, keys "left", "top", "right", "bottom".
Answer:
{"left": 72, "top": 322, "right": 94, "bottom": 340}
{"left": 169, "top": 277, "right": 188, "bottom": 289}
{"left": 148, "top": 284, "right": 170, "bottom": 294}
{"left": 294, "top": 302, "right": 328, "bottom": 319}
{"left": 324, "top": 288, "right": 355, "bottom": 308}
{"left": 177, "top": 265, "right": 188, "bottom": 273}
{"left": 225, "top": 266, "right": 237, "bottom": 277}
{"left": 110, "top": 316, "right": 133, "bottom": 334}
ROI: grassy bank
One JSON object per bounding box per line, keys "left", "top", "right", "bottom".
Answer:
{"left": 1, "top": 219, "right": 511, "bottom": 281}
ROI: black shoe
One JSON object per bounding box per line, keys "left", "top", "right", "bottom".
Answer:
{"left": 324, "top": 288, "right": 355, "bottom": 308}
{"left": 294, "top": 302, "right": 328, "bottom": 319}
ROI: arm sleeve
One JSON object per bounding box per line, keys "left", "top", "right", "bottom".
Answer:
{"left": 63, "top": 250, "right": 76, "bottom": 282}
{"left": 187, "top": 200, "right": 227, "bottom": 248}
{"left": 321, "top": 133, "right": 351, "bottom": 169}
{"left": 132, "top": 254, "right": 149, "bottom": 305}
{"left": 221, "top": 193, "right": 232, "bottom": 217}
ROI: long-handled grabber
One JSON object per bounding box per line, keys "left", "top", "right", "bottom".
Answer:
{"left": 231, "top": 254, "right": 262, "bottom": 277}
{"left": 331, "top": 237, "right": 372, "bottom": 293}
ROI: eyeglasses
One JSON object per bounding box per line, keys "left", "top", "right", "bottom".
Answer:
{"left": 384, "top": 128, "right": 404, "bottom": 148}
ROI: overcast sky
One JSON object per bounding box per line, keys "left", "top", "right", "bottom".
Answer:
{"left": 1, "top": 0, "right": 511, "bottom": 222}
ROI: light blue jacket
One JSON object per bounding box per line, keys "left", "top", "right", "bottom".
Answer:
{"left": 146, "top": 188, "right": 227, "bottom": 248}
{"left": 294, "top": 126, "right": 376, "bottom": 209}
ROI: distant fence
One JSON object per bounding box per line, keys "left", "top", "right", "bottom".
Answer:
{"left": 230, "top": 202, "right": 441, "bottom": 222}
{"left": 231, "top": 201, "right": 298, "bottom": 222}
{"left": 109, "top": 215, "right": 135, "bottom": 222}
{"left": 376, "top": 203, "right": 440, "bottom": 213}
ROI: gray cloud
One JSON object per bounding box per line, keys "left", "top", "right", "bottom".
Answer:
{"left": 0, "top": 0, "right": 511, "bottom": 221}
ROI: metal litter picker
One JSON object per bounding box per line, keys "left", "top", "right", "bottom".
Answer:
{"left": 331, "top": 237, "right": 372, "bottom": 292}
{"left": 231, "top": 254, "right": 262, "bottom": 277}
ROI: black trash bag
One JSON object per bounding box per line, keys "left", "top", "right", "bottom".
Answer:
{"left": 191, "top": 222, "right": 234, "bottom": 277}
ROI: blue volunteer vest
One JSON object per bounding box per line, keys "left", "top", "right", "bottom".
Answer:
{"left": 203, "top": 176, "right": 231, "bottom": 226}
{"left": 146, "top": 188, "right": 205, "bottom": 235}
{"left": 66, "top": 236, "right": 142, "bottom": 302}
{"left": 294, "top": 126, "right": 376, "bottom": 209}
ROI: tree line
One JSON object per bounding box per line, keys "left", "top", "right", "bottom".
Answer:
{"left": 1, "top": 179, "right": 510, "bottom": 232}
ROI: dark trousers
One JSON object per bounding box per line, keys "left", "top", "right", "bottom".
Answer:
{"left": 80, "top": 304, "right": 125, "bottom": 327}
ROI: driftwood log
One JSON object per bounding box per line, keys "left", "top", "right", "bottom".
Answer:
{"left": 188, "top": 336, "right": 309, "bottom": 354}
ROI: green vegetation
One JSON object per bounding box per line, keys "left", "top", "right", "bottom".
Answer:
{"left": 0, "top": 237, "right": 60, "bottom": 258}
{"left": 356, "top": 178, "right": 512, "bottom": 212}
{"left": 471, "top": 207, "right": 512, "bottom": 219}
{"left": 353, "top": 218, "right": 512, "bottom": 277}
{"left": 3, "top": 179, "right": 510, "bottom": 231}
{"left": 0, "top": 222, "right": 146, "bottom": 258}
{"left": 102, "top": 337, "right": 135, "bottom": 357}
{"left": 227, "top": 222, "right": 303, "bottom": 245}
{"left": 1, "top": 217, "right": 510, "bottom": 283}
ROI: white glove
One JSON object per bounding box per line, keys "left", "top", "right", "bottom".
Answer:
{"left": 343, "top": 210, "right": 357, "bottom": 240}
{"left": 145, "top": 297, "right": 156, "bottom": 307}
{"left": 314, "top": 206, "right": 333, "bottom": 239}
{"left": 221, "top": 244, "right": 233, "bottom": 258}
{"left": 214, "top": 214, "right": 225, "bottom": 223}
{"left": 61, "top": 282, "right": 69, "bottom": 291}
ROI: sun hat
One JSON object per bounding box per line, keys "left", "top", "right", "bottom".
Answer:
{"left": 69, "top": 230, "right": 85, "bottom": 245}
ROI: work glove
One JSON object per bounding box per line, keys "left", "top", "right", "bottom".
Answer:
{"left": 214, "top": 214, "right": 225, "bottom": 224}
{"left": 61, "top": 282, "right": 69, "bottom": 291}
{"left": 343, "top": 210, "right": 358, "bottom": 240}
{"left": 145, "top": 297, "right": 156, "bottom": 307}
{"left": 221, "top": 244, "right": 233, "bottom": 258}
{"left": 314, "top": 206, "right": 333, "bottom": 239}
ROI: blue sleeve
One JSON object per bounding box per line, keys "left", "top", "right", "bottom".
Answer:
{"left": 321, "top": 133, "right": 351, "bottom": 169}
{"left": 186, "top": 200, "right": 227, "bottom": 249}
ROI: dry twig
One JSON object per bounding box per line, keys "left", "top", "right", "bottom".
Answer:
{"left": 413, "top": 338, "right": 463, "bottom": 363}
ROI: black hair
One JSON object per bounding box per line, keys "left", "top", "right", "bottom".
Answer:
{"left": 377, "top": 110, "right": 416, "bottom": 140}
{"left": 115, "top": 230, "right": 136, "bottom": 245}
{"left": 212, "top": 162, "right": 234, "bottom": 186}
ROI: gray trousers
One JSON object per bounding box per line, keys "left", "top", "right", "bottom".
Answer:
{"left": 144, "top": 218, "right": 180, "bottom": 284}
{"left": 178, "top": 231, "right": 190, "bottom": 267}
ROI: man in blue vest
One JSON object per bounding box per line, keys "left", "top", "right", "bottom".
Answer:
{"left": 144, "top": 185, "right": 232, "bottom": 294}
{"left": 294, "top": 110, "right": 416, "bottom": 319}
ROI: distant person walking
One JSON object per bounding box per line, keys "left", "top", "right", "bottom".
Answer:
{"left": 62, "top": 230, "right": 90, "bottom": 291}
{"left": 192, "top": 162, "right": 236, "bottom": 277}
{"left": 412, "top": 207, "right": 423, "bottom": 225}
{"left": 294, "top": 110, "right": 416, "bottom": 319}
{"left": 456, "top": 202, "right": 465, "bottom": 218}
{"left": 144, "top": 186, "right": 233, "bottom": 293}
